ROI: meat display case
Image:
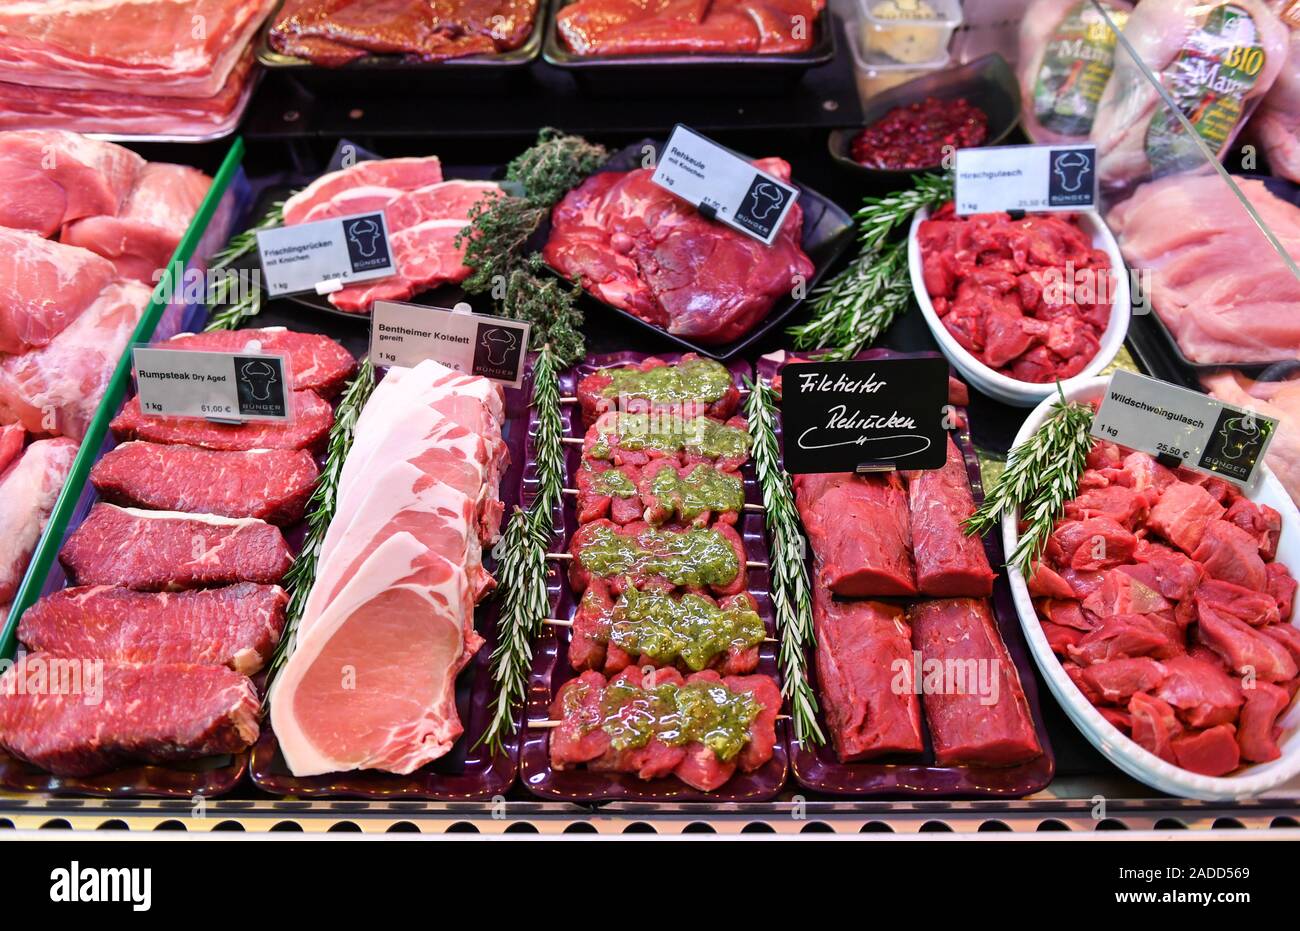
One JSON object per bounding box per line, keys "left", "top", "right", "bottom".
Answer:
{"left": 4, "top": 0, "right": 1300, "bottom": 840}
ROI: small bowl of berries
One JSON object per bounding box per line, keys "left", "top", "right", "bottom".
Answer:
{"left": 828, "top": 53, "right": 1021, "bottom": 182}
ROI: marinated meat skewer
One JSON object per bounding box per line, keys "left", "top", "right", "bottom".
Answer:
{"left": 548, "top": 666, "right": 782, "bottom": 791}
{"left": 583, "top": 410, "right": 752, "bottom": 473}
{"left": 567, "top": 580, "right": 766, "bottom": 676}
{"left": 564, "top": 518, "right": 751, "bottom": 597}
{"left": 573, "top": 460, "right": 751, "bottom": 527}
{"left": 574, "top": 355, "right": 742, "bottom": 427}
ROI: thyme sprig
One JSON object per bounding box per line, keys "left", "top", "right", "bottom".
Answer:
{"left": 456, "top": 129, "right": 606, "bottom": 368}
{"left": 789, "top": 173, "right": 952, "bottom": 359}
{"left": 480, "top": 347, "right": 565, "bottom": 752}
{"left": 265, "top": 356, "right": 377, "bottom": 697}
{"left": 202, "top": 201, "right": 284, "bottom": 332}
{"left": 744, "top": 375, "right": 825, "bottom": 748}
{"left": 964, "top": 388, "right": 1095, "bottom": 576}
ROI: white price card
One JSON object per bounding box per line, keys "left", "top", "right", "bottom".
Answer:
{"left": 369, "top": 301, "right": 530, "bottom": 388}
{"left": 132, "top": 348, "right": 294, "bottom": 423}
{"left": 954, "top": 144, "right": 1097, "bottom": 215}
{"left": 256, "top": 212, "right": 397, "bottom": 298}
{"left": 1091, "top": 370, "right": 1279, "bottom": 489}
{"left": 650, "top": 125, "right": 800, "bottom": 245}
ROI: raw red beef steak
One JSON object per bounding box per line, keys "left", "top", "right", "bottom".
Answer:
{"left": 60, "top": 504, "right": 293, "bottom": 591}
{"left": 91, "top": 442, "right": 319, "bottom": 524}
{"left": 19, "top": 583, "right": 288, "bottom": 675}
{"left": 158, "top": 327, "right": 356, "bottom": 397}
{"left": 111, "top": 389, "right": 333, "bottom": 451}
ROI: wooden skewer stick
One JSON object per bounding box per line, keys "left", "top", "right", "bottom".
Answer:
{"left": 529, "top": 713, "right": 790, "bottom": 729}
{"left": 539, "top": 618, "right": 776, "bottom": 643}
{"left": 547, "top": 552, "right": 768, "bottom": 570}
{"left": 559, "top": 487, "right": 763, "bottom": 512}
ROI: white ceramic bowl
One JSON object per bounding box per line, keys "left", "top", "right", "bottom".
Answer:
{"left": 908, "top": 208, "right": 1131, "bottom": 407}
{"left": 1002, "top": 377, "right": 1300, "bottom": 800}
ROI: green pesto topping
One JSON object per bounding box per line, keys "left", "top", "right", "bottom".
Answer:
{"left": 592, "top": 413, "right": 751, "bottom": 462}
{"left": 600, "top": 678, "right": 760, "bottom": 760}
{"left": 648, "top": 463, "right": 744, "bottom": 522}
{"left": 585, "top": 463, "right": 637, "bottom": 498}
{"left": 599, "top": 358, "right": 734, "bottom": 405}
{"left": 578, "top": 524, "right": 740, "bottom": 588}
{"left": 609, "top": 587, "right": 765, "bottom": 671}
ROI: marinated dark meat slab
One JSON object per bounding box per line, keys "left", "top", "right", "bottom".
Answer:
{"left": 576, "top": 355, "right": 740, "bottom": 426}
{"left": 60, "top": 504, "right": 293, "bottom": 591}
{"left": 907, "top": 598, "right": 1042, "bottom": 767}
{"left": 557, "top": 0, "right": 824, "bottom": 56}
{"left": 568, "top": 579, "right": 762, "bottom": 675}
{"left": 795, "top": 471, "right": 916, "bottom": 596}
{"left": 544, "top": 161, "right": 813, "bottom": 344}
{"left": 583, "top": 411, "right": 751, "bottom": 472}
{"left": 812, "top": 589, "right": 924, "bottom": 761}
{"left": 0, "top": 654, "right": 258, "bottom": 777}
{"left": 18, "top": 583, "right": 288, "bottom": 675}
{"left": 90, "top": 443, "right": 319, "bottom": 525}
{"left": 111, "top": 389, "right": 333, "bottom": 451}
{"left": 548, "top": 665, "right": 781, "bottom": 791}
{"left": 268, "top": 0, "right": 538, "bottom": 65}
{"left": 567, "top": 518, "right": 747, "bottom": 597}
{"left": 159, "top": 327, "right": 356, "bottom": 397}
{"left": 906, "top": 436, "right": 995, "bottom": 596}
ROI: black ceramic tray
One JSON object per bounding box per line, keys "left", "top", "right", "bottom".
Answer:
{"left": 255, "top": 0, "right": 547, "bottom": 92}
{"left": 827, "top": 53, "right": 1021, "bottom": 183}
{"left": 543, "top": 140, "right": 854, "bottom": 361}
{"left": 543, "top": 2, "right": 837, "bottom": 95}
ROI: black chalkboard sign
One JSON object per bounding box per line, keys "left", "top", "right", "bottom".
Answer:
{"left": 780, "top": 358, "right": 949, "bottom": 474}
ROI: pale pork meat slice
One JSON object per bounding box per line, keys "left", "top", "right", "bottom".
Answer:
{"left": 299, "top": 461, "right": 489, "bottom": 639}
{"left": 0, "top": 0, "right": 277, "bottom": 99}
{"left": 0, "top": 129, "right": 142, "bottom": 235}
{"left": 269, "top": 532, "right": 481, "bottom": 776}
{"left": 0, "top": 437, "right": 77, "bottom": 603}
{"left": 0, "top": 229, "right": 117, "bottom": 353}
{"left": 281, "top": 156, "right": 444, "bottom": 225}
{"left": 1107, "top": 174, "right": 1300, "bottom": 363}
{"left": 0, "top": 280, "right": 151, "bottom": 439}
{"left": 62, "top": 163, "right": 211, "bottom": 282}
{"left": 1090, "top": 0, "right": 1287, "bottom": 188}
{"left": 327, "top": 180, "right": 503, "bottom": 313}
{"left": 0, "top": 422, "right": 23, "bottom": 474}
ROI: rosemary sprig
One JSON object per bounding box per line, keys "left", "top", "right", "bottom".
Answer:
{"left": 480, "top": 347, "right": 565, "bottom": 752}
{"left": 964, "top": 388, "right": 1095, "bottom": 576}
{"left": 265, "top": 356, "right": 377, "bottom": 696}
{"left": 743, "top": 375, "right": 825, "bottom": 748}
{"left": 788, "top": 173, "right": 952, "bottom": 359}
{"left": 202, "top": 201, "right": 285, "bottom": 333}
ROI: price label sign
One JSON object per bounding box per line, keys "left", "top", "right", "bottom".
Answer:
{"left": 779, "top": 358, "right": 950, "bottom": 474}
{"left": 369, "top": 301, "right": 530, "bottom": 388}
{"left": 650, "top": 125, "right": 800, "bottom": 246}
{"left": 1092, "top": 370, "right": 1279, "bottom": 488}
{"left": 132, "top": 348, "right": 293, "bottom": 422}
{"left": 954, "top": 144, "right": 1097, "bottom": 215}
{"left": 256, "top": 212, "right": 397, "bottom": 298}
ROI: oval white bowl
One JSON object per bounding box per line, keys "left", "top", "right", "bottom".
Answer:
{"left": 908, "top": 208, "right": 1131, "bottom": 407}
{"left": 1001, "top": 377, "right": 1300, "bottom": 800}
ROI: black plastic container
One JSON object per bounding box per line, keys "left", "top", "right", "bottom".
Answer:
{"left": 255, "top": 0, "right": 547, "bottom": 93}
{"left": 826, "top": 52, "right": 1021, "bottom": 186}
{"left": 543, "top": 2, "right": 837, "bottom": 96}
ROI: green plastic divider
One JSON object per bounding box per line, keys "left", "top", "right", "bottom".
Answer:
{"left": 0, "top": 137, "right": 247, "bottom": 661}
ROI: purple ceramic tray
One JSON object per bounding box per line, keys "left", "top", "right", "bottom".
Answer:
{"left": 758, "top": 349, "right": 1056, "bottom": 798}
{"left": 519, "top": 352, "right": 791, "bottom": 802}
{"left": 248, "top": 369, "right": 528, "bottom": 800}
